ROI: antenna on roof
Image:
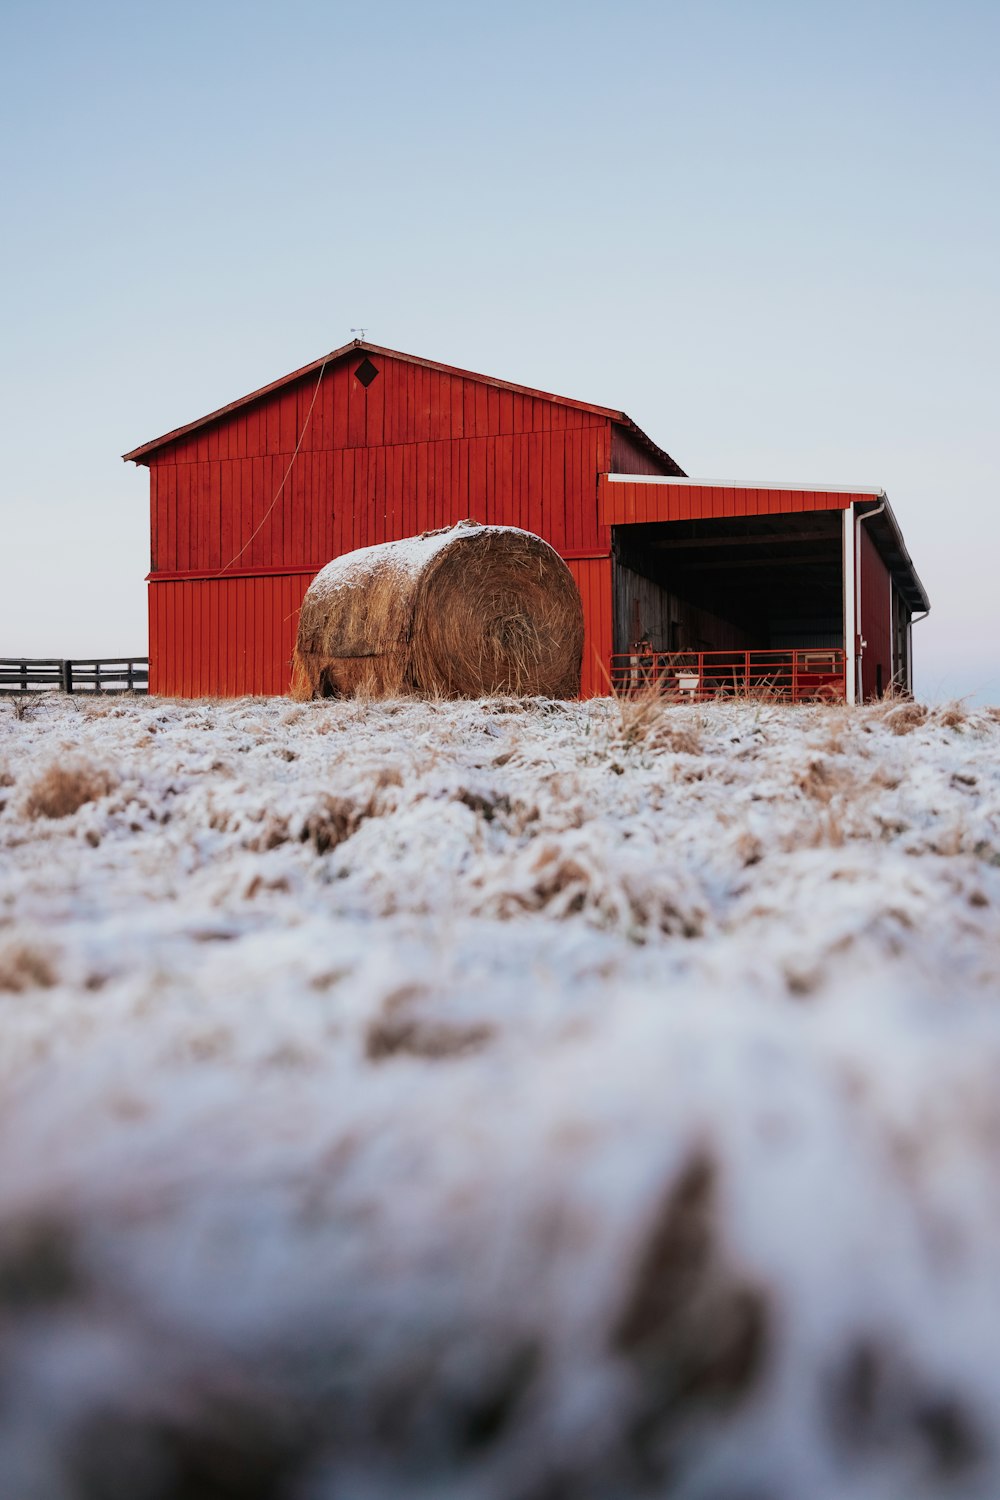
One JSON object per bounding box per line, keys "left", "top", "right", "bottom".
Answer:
{"left": 350, "top": 327, "right": 368, "bottom": 343}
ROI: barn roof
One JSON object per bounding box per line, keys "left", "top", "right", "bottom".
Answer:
{"left": 122, "top": 340, "right": 685, "bottom": 473}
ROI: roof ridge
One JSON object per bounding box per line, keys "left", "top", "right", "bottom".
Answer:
{"left": 122, "top": 341, "right": 683, "bottom": 473}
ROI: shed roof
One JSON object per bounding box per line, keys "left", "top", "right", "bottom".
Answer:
{"left": 856, "top": 495, "right": 930, "bottom": 614}
{"left": 122, "top": 340, "right": 685, "bottom": 473}
{"left": 605, "top": 475, "right": 929, "bottom": 613}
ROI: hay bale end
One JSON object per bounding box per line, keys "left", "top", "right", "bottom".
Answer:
{"left": 293, "top": 522, "right": 584, "bottom": 700}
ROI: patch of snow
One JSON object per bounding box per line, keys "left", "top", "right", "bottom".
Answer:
{"left": 306, "top": 519, "right": 559, "bottom": 606}
{"left": 1, "top": 692, "right": 999, "bottom": 1496}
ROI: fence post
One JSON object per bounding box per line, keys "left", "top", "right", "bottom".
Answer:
{"left": 19, "top": 661, "right": 27, "bottom": 692}
{"left": 127, "top": 660, "right": 134, "bottom": 691}
{"left": 792, "top": 652, "right": 799, "bottom": 702}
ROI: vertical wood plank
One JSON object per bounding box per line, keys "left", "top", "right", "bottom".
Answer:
{"left": 416, "top": 442, "right": 429, "bottom": 531}
{"left": 278, "top": 387, "right": 297, "bottom": 453}
{"left": 221, "top": 581, "right": 230, "bottom": 698}
{"left": 451, "top": 375, "right": 464, "bottom": 439}
{"left": 366, "top": 363, "right": 385, "bottom": 447}
{"left": 183, "top": 464, "right": 196, "bottom": 574}
{"left": 219, "top": 462, "right": 234, "bottom": 575}
{"left": 475, "top": 382, "right": 488, "bottom": 438}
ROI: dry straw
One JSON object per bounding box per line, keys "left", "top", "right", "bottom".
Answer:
{"left": 292, "top": 522, "right": 584, "bottom": 700}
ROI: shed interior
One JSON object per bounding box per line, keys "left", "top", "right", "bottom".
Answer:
{"left": 611, "top": 512, "right": 845, "bottom": 657}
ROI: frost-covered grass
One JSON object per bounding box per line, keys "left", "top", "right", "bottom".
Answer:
{"left": 1, "top": 691, "right": 1000, "bottom": 1499}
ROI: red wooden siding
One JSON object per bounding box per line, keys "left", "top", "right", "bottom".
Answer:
{"left": 858, "top": 524, "right": 892, "bottom": 699}
{"left": 565, "top": 557, "right": 613, "bottom": 698}
{"left": 610, "top": 424, "right": 678, "bottom": 479}
{"left": 600, "top": 478, "right": 865, "bottom": 526}
{"left": 149, "top": 573, "right": 312, "bottom": 698}
{"left": 151, "top": 356, "right": 614, "bottom": 574}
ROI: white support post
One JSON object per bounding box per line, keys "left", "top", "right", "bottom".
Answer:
{"left": 843, "top": 504, "right": 856, "bottom": 705}
{"left": 906, "top": 620, "right": 913, "bottom": 693}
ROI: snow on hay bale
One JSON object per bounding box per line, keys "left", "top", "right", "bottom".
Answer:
{"left": 293, "top": 521, "right": 584, "bottom": 699}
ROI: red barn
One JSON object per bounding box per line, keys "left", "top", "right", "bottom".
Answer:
{"left": 124, "top": 340, "right": 928, "bottom": 702}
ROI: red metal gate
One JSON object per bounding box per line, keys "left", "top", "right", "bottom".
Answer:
{"left": 610, "top": 648, "right": 846, "bottom": 702}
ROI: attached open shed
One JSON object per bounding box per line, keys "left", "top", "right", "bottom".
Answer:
{"left": 602, "top": 476, "right": 928, "bottom": 702}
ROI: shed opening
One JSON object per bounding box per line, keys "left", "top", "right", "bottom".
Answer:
{"left": 611, "top": 512, "right": 846, "bottom": 699}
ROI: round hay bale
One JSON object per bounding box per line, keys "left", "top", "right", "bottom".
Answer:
{"left": 293, "top": 522, "right": 584, "bottom": 700}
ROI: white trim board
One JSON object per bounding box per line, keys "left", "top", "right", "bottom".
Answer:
{"left": 607, "top": 474, "right": 886, "bottom": 498}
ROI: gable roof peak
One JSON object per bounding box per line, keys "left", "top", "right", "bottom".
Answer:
{"left": 122, "top": 340, "right": 683, "bottom": 475}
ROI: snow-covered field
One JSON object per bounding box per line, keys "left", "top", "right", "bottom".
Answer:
{"left": 2, "top": 690, "right": 1000, "bottom": 1500}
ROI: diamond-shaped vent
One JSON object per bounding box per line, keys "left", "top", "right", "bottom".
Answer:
{"left": 354, "top": 356, "right": 378, "bottom": 388}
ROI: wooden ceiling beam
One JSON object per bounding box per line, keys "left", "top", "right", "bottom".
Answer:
{"left": 647, "top": 532, "right": 841, "bottom": 551}
{"left": 663, "top": 553, "right": 841, "bottom": 573}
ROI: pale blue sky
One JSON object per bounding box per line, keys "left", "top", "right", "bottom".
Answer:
{"left": 1, "top": 0, "right": 997, "bottom": 698}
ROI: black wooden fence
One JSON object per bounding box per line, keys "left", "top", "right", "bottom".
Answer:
{"left": 0, "top": 658, "right": 149, "bottom": 696}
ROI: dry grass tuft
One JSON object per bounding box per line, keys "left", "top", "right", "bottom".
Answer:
{"left": 798, "top": 758, "right": 853, "bottom": 805}
{"left": 613, "top": 1149, "right": 770, "bottom": 1437}
{"left": 817, "top": 706, "right": 850, "bottom": 754}
{"left": 4, "top": 692, "right": 43, "bottom": 723}
{"left": 299, "top": 795, "right": 368, "bottom": 854}
{"left": 455, "top": 787, "right": 513, "bottom": 823}
{"left": 24, "top": 760, "right": 116, "bottom": 820}
{"left": 250, "top": 771, "right": 402, "bottom": 854}
{"left": 287, "top": 654, "right": 314, "bottom": 703}
{"left": 0, "top": 1214, "right": 82, "bottom": 1306}
{"left": 0, "top": 941, "right": 57, "bottom": 993}
{"left": 882, "top": 702, "right": 929, "bottom": 736}
{"left": 795, "top": 810, "right": 847, "bottom": 849}
{"left": 526, "top": 846, "right": 592, "bottom": 916}
{"left": 365, "top": 984, "right": 493, "bottom": 1060}
{"left": 606, "top": 666, "right": 703, "bottom": 754}
{"left": 934, "top": 701, "right": 969, "bottom": 730}
{"left": 652, "top": 720, "right": 703, "bottom": 756}
{"left": 726, "top": 680, "right": 786, "bottom": 705}
{"left": 612, "top": 679, "right": 669, "bottom": 747}
{"left": 366, "top": 1015, "right": 494, "bottom": 1061}
{"left": 736, "top": 830, "right": 763, "bottom": 867}
{"left": 869, "top": 765, "right": 903, "bottom": 791}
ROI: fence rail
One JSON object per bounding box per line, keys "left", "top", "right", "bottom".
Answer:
{"left": 0, "top": 658, "right": 149, "bottom": 696}
{"left": 610, "top": 648, "right": 847, "bottom": 703}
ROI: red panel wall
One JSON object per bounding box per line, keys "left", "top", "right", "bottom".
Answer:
{"left": 565, "top": 557, "right": 614, "bottom": 698}
{"left": 858, "top": 524, "right": 892, "bottom": 699}
{"left": 149, "top": 573, "right": 312, "bottom": 698}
